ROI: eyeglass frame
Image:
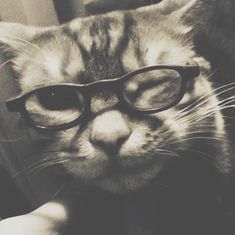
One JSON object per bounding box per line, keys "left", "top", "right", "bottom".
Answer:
{"left": 5, "top": 62, "right": 200, "bottom": 131}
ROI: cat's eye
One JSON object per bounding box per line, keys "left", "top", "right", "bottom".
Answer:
{"left": 36, "top": 87, "right": 82, "bottom": 111}
{"left": 24, "top": 87, "right": 85, "bottom": 128}
{"left": 122, "top": 69, "right": 183, "bottom": 111}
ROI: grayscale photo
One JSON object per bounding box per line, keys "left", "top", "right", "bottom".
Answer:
{"left": 0, "top": 0, "right": 234, "bottom": 234}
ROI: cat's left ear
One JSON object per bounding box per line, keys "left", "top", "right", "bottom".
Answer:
{"left": 171, "top": 0, "right": 197, "bottom": 18}
{"left": 164, "top": 0, "right": 198, "bottom": 36}
{"left": 0, "top": 22, "right": 42, "bottom": 56}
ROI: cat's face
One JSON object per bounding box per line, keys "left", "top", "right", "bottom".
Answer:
{"left": 0, "top": 5, "right": 226, "bottom": 193}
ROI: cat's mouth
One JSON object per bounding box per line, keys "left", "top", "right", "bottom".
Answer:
{"left": 62, "top": 151, "right": 166, "bottom": 192}
{"left": 65, "top": 151, "right": 165, "bottom": 177}
{"left": 91, "top": 158, "right": 164, "bottom": 193}
{"left": 69, "top": 151, "right": 155, "bottom": 167}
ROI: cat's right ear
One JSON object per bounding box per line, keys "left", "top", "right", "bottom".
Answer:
{"left": 0, "top": 22, "right": 41, "bottom": 57}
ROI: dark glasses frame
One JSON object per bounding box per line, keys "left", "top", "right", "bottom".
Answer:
{"left": 5, "top": 62, "right": 200, "bottom": 130}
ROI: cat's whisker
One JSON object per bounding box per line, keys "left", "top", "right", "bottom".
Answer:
{"left": 164, "top": 128, "right": 226, "bottom": 145}
{"left": 30, "top": 159, "right": 68, "bottom": 175}
{"left": 206, "top": 67, "right": 219, "bottom": 81}
{"left": 30, "top": 159, "right": 67, "bottom": 171}
{"left": 176, "top": 117, "right": 211, "bottom": 130}
{"left": 159, "top": 111, "right": 228, "bottom": 137}
{"left": 182, "top": 104, "right": 235, "bottom": 125}
{"left": 12, "top": 151, "right": 66, "bottom": 178}
{"left": 173, "top": 97, "right": 235, "bottom": 129}
{"left": 158, "top": 121, "right": 227, "bottom": 138}
{"left": 157, "top": 152, "right": 179, "bottom": 158}
{"left": 174, "top": 84, "right": 235, "bottom": 120}
{"left": 0, "top": 59, "right": 14, "bottom": 70}
{"left": 145, "top": 146, "right": 180, "bottom": 158}
{"left": 216, "top": 97, "right": 235, "bottom": 109}
{"left": 190, "top": 124, "right": 227, "bottom": 128}
{"left": 0, "top": 136, "right": 26, "bottom": 142}
{"left": 155, "top": 151, "right": 179, "bottom": 157}
{"left": 186, "top": 82, "right": 235, "bottom": 110}
{"left": 219, "top": 95, "right": 235, "bottom": 102}
{"left": 208, "top": 105, "right": 235, "bottom": 114}
{"left": 169, "top": 136, "right": 226, "bottom": 145}
{"left": 1, "top": 56, "right": 46, "bottom": 70}
{"left": 174, "top": 96, "right": 235, "bottom": 124}
{"left": 12, "top": 157, "right": 52, "bottom": 178}
{"left": 161, "top": 125, "right": 220, "bottom": 138}
{"left": 174, "top": 115, "right": 220, "bottom": 132}
{"left": 193, "top": 123, "right": 233, "bottom": 128}
{"left": 51, "top": 181, "right": 70, "bottom": 199}
{"left": 220, "top": 115, "right": 235, "bottom": 120}
{"left": 155, "top": 148, "right": 178, "bottom": 154}
{"left": 147, "top": 148, "right": 179, "bottom": 159}
{"left": 180, "top": 130, "right": 224, "bottom": 135}
{"left": 208, "top": 95, "right": 235, "bottom": 107}
{"left": 219, "top": 102, "right": 235, "bottom": 109}
{"left": 6, "top": 35, "right": 47, "bottom": 57}
{"left": 178, "top": 148, "right": 220, "bottom": 170}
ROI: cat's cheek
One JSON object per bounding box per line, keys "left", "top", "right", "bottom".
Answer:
{"left": 18, "top": 119, "right": 58, "bottom": 145}
{"left": 119, "top": 127, "right": 150, "bottom": 157}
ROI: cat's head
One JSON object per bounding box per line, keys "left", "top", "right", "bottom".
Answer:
{"left": 0, "top": 1, "right": 227, "bottom": 193}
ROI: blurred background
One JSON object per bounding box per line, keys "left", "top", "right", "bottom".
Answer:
{"left": 0, "top": 0, "right": 162, "bottom": 25}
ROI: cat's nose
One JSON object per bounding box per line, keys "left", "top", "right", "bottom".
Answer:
{"left": 90, "top": 111, "right": 131, "bottom": 154}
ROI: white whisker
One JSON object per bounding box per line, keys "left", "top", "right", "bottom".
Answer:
{"left": 174, "top": 83, "right": 235, "bottom": 120}
{"left": 182, "top": 130, "right": 223, "bottom": 135}
{"left": 0, "top": 136, "right": 25, "bottom": 142}
{"left": 0, "top": 59, "right": 13, "bottom": 70}
{"left": 178, "top": 148, "right": 220, "bottom": 169}
{"left": 155, "top": 148, "right": 179, "bottom": 157}
{"left": 12, "top": 152, "right": 66, "bottom": 178}
{"left": 172, "top": 96, "right": 235, "bottom": 129}
{"left": 7, "top": 35, "right": 47, "bottom": 56}
{"left": 30, "top": 159, "right": 68, "bottom": 175}
{"left": 52, "top": 182, "right": 69, "bottom": 199}
{"left": 169, "top": 136, "right": 226, "bottom": 145}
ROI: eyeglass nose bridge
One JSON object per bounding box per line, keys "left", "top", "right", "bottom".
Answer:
{"left": 83, "top": 80, "right": 124, "bottom": 115}
{"left": 84, "top": 77, "right": 124, "bottom": 92}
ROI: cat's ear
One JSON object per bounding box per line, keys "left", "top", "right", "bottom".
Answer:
{"left": 169, "top": 0, "right": 198, "bottom": 34}
{"left": 170, "top": 0, "right": 197, "bottom": 19}
{"left": 138, "top": 0, "right": 197, "bottom": 34}
{"left": 139, "top": 0, "right": 197, "bottom": 15}
{"left": 0, "top": 22, "right": 41, "bottom": 56}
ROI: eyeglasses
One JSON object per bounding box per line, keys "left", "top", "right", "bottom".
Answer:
{"left": 6, "top": 62, "right": 200, "bottom": 131}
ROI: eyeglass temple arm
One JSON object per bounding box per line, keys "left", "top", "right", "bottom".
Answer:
{"left": 5, "top": 99, "right": 21, "bottom": 112}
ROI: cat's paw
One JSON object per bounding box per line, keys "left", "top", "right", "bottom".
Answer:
{"left": 0, "top": 202, "right": 68, "bottom": 235}
{"left": 0, "top": 215, "right": 60, "bottom": 235}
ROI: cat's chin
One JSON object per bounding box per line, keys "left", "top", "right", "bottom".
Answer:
{"left": 68, "top": 162, "right": 163, "bottom": 194}
{"left": 92, "top": 167, "right": 162, "bottom": 193}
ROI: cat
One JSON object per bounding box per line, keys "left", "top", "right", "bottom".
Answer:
{"left": 0, "top": 0, "right": 234, "bottom": 234}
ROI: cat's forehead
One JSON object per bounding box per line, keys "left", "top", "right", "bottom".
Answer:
{"left": 17, "top": 12, "right": 194, "bottom": 91}
{"left": 18, "top": 14, "right": 128, "bottom": 90}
